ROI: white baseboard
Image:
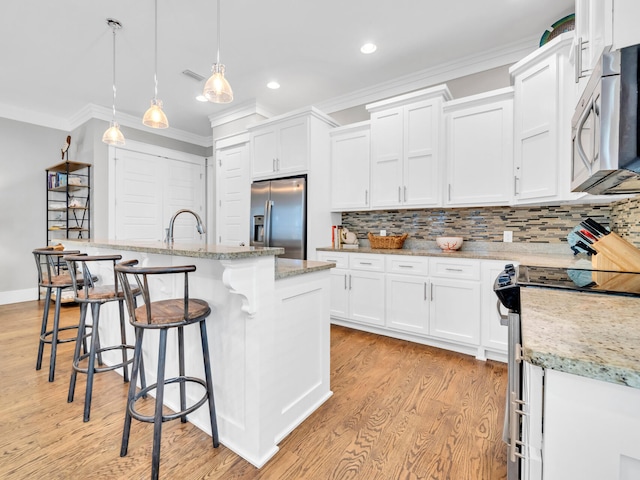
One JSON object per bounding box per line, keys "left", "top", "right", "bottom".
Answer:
{"left": 0, "top": 288, "right": 38, "bottom": 305}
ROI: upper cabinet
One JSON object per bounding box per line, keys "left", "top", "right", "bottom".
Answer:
{"left": 510, "top": 33, "right": 578, "bottom": 204}
{"left": 330, "top": 122, "right": 371, "bottom": 211}
{"left": 444, "top": 88, "right": 514, "bottom": 207}
{"left": 250, "top": 114, "right": 309, "bottom": 179}
{"left": 366, "top": 86, "right": 451, "bottom": 209}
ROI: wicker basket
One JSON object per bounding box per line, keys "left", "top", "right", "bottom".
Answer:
{"left": 367, "top": 232, "right": 408, "bottom": 249}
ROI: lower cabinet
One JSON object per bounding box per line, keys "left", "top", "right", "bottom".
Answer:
{"left": 317, "top": 251, "right": 511, "bottom": 361}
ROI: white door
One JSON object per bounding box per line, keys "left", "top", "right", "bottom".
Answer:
{"left": 330, "top": 125, "right": 370, "bottom": 211}
{"left": 429, "top": 278, "right": 481, "bottom": 345}
{"left": 370, "top": 108, "right": 403, "bottom": 208}
{"left": 113, "top": 149, "right": 164, "bottom": 241}
{"left": 217, "top": 143, "right": 250, "bottom": 246}
{"left": 328, "top": 268, "right": 349, "bottom": 319}
{"left": 165, "top": 159, "right": 205, "bottom": 243}
{"left": 349, "top": 270, "right": 385, "bottom": 327}
{"left": 250, "top": 126, "right": 278, "bottom": 178}
{"left": 277, "top": 116, "right": 309, "bottom": 175}
{"left": 480, "top": 261, "right": 510, "bottom": 353}
{"left": 386, "top": 274, "right": 429, "bottom": 335}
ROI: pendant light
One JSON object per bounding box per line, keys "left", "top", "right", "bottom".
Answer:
{"left": 142, "top": 0, "right": 169, "bottom": 128}
{"left": 102, "top": 18, "right": 125, "bottom": 146}
{"left": 203, "top": 0, "right": 233, "bottom": 103}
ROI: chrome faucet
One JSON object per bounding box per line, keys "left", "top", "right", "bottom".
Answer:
{"left": 166, "top": 209, "right": 206, "bottom": 244}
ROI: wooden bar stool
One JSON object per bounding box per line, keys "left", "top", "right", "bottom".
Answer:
{"left": 64, "top": 254, "right": 143, "bottom": 422}
{"left": 33, "top": 247, "right": 83, "bottom": 382}
{"left": 115, "top": 260, "right": 219, "bottom": 480}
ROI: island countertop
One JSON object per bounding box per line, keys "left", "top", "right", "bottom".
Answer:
{"left": 62, "top": 239, "right": 284, "bottom": 260}
{"left": 520, "top": 287, "right": 640, "bottom": 389}
{"left": 275, "top": 258, "right": 336, "bottom": 280}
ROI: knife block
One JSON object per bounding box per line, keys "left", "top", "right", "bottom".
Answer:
{"left": 591, "top": 232, "right": 640, "bottom": 272}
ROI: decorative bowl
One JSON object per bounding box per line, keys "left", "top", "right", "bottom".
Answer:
{"left": 436, "top": 237, "right": 464, "bottom": 252}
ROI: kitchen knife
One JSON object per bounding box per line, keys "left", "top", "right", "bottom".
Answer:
{"left": 575, "top": 240, "right": 597, "bottom": 255}
{"left": 584, "top": 218, "right": 610, "bottom": 236}
{"left": 578, "top": 228, "right": 598, "bottom": 243}
{"left": 580, "top": 221, "right": 603, "bottom": 239}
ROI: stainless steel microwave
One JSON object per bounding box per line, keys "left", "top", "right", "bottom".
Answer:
{"left": 571, "top": 44, "right": 640, "bottom": 194}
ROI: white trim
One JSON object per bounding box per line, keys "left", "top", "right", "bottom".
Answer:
{"left": 316, "top": 35, "right": 538, "bottom": 114}
{"left": 0, "top": 103, "right": 70, "bottom": 131}
{"left": 215, "top": 131, "right": 250, "bottom": 149}
{"left": 208, "top": 100, "right": 275, "bottom": 127}
{"left": 0, "top": 288, "right": 38, "bottom": 305}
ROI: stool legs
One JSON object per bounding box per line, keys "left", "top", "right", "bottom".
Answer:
{"left": 118, "top": 300, "right": 130, "bottom": 383}
{"left": 36, "top": 286, "right": 63, "bottom": 382}
{"left": 199, "top": 321, "right": 219, "bottom": 447}
{"left": 68, "top": 302, "right": 89, "bottom": 403}
{"left": 151, "top": 329, "right": 168, "bottom": 480}
{"left": 121, "top": 328, "right": 145, "bottom": 458}
{"left": 36, "top": 287, "right": 53, "bottom": 372}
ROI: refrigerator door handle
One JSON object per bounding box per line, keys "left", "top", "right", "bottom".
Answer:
{"left": 264, "top": 200, "right": 273, "bottom": 247}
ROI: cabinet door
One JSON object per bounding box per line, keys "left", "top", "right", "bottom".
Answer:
{"left": 216, "top": 143, "right": 250, "bottom": 246}
{"left": 386, "top": 274, "right": 429, "bottom": 335}
{"left": 403, "top": 100, "right": 440, "bottom": 206}
{"left": 251, "top": 126, "right": 278, "bottom": 178}
{"left": 480, "top": 260, "right": 510, "bottom": 354}
{"left": 349, "top": 270, "right": 385, "bottom": 327}
{"left": 330, "top": 126, "right": 370, "bottom": 211}
{"left": 513, "top": 56, "right": 558, "bottom": 203}
{"left": 328, "top": 268, "right": 349, "bottom": 319}
{"left": 370, "top": 108, "right": 403, "bottom": 208}
{"left": 429, "top": 278, "right": 480, "bottom": 345}
{"left": 446, "top": 98, "right": 513, "bottom": 206}
{"left": 277, "top": 116, "right": 309, "bottom": 175}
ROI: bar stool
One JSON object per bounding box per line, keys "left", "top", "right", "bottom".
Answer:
{"left": 33, "top": 246, "right": 83, "bottom": 382}
{"left": 115, "top": 260, "right": 219, "bottom": 480}
{"left": 64, "top": 254, "right": 142, "bottom": 422}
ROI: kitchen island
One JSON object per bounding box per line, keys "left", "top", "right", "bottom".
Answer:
{"left": 63, "top": 239, "right": 334, "bottom": 468}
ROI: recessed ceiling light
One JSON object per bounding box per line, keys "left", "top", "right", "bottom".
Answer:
{"left": 267, "top": 81, "right": 280, "bottom": 90}
{"left": 195, "top": 94, "right": 208, "bottom": 102}
{"left": 360, "top": 43, "right": 377, "bottom": 54}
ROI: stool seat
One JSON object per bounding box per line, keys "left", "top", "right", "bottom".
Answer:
{"left": 81, "top": 284, "right": 140, "bottom": 301}
{"left": 132, "top": 299, "right": 210, "bottom": 326}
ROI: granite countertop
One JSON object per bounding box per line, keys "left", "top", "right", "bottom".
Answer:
{"left": 275, "top": 258, "right": 336, "bottom": 280}
{"left": 520, "top": 287, "right": 640, "bottom": 389}
{"left": 317, "top": 243, "right": 581, "bottom": 268}
{"left": 63, "top": 239, "right": 284, "bottom": 260}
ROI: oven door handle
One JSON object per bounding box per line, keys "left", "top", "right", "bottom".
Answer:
{"left": 575, "top": 97, "right": 595, "bottom": 174}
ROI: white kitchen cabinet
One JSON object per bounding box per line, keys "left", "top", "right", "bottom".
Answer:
{"left": 215, "top": 134, "right": 250, "bottom": 246}
{"left": 317, "top": 251, "right": 350, "bottom": 318}
{"left": 510, "top": 33, "right": 578, "bottom": 205}
{"left": 480, "top": 260, "right": 512, "bottom": 357}
{"left": 385, "top": 256, "right": 429, "bottom": 335}
{"left": 367, "top": 85, "right": 451, "bottom": 209}
{"left": 574, "top": 0, "right": 613, "bottom": 90}
{"left": 543, "top": 369, "right": 640, "bottom": 480}
{"left": 444, "top": 88, "right": 514, "bottom": 206}
{"left": 349, "top": 270, "right": 385, "bottom": 327}
{"left": 429, "top": 277, "right": 481, "bottom": 346}
{"left": 330, "top": 122, "right": 370, "bottom": 211}
{"left": 250, "top": 115, "right": 308, "bottom": 179}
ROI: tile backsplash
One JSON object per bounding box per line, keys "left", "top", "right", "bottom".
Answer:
{"left": 342, "top": 203, "right": 621, "bottom": 245}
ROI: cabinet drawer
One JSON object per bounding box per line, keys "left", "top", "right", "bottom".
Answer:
{"left": 385, "top": 255, "right": 429, "bottom": 275}
{"left": 350, "top": 254, "right": 385, "bottom": 272}
{"left": 429, "top": 257, "right": 480, "bottom": 280}
{"left": 316, "top": 251, "right": 349, "bottom": 269}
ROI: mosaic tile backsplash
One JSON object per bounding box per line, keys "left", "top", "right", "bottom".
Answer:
{"left": 341, "top": 201, "right": 639, "bottom": 245}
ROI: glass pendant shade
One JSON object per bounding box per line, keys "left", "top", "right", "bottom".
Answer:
{"left": 142, "top": 98, "right": 169, "bottom": 128}
{"left": 203, "top": 63, "right": 233, "bottom": 103}
{"left": 102, "top": 120, "right": 126, "bottom": 146}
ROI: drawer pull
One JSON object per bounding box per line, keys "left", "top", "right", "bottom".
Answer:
{"left": 359, "top": 262, "right": 373, "bottom": 265}
{"left": 398, "top": 265, "right": 413, "bottom": 268}
{"left": 445, "top": 267, "right": 464, "bottom": 272}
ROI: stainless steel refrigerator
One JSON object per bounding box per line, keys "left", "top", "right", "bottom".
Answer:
{"left": 250, "top": 175, "right": 307, "bottom": 259}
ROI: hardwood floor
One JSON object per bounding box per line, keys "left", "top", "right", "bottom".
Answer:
{"left": 0, "top": 300, "right": 507, "bottom": 479}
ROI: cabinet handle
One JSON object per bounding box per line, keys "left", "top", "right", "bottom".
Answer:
{"left": 514, "top": 176, "right": 519, "bottom": 195}
{"left": 398, "top": 186, "right": 401, "bottom": 203}
{"left": 326, "top": 259, "right": 337, "bottom": 263}
{"left": 445, "top": 267, "right": 463, "bottom": 272}
{"left": 448, "top": 184, "right": 452, "bottom": 202}
{"left": 273, "top": 158, "right": 276, "bottom": 171}
{"left": 277, "top": 158, "right": 280, "bottom": 171}
{"left": 404, "top": 186, "right": 407, "bottom": 202}
{"left": 430, "top": 282, "right": 434, "bottom": 300}
{"left": 359, "top": 262, "right": 372, "bottom": 265}
{"left": 365, "top": 189, "right": 368, "bottom": 205}
{"left": 424, "top": 282, "right": 427, "bottom": 301}
{"left": 344, "top": 273, "right": 347, "bottom": 290}
{"left": 398, "top": 265, "right": 413, "bottom": 268}
{"left": 349, "top": 274, "right": 352, "bottom": 290}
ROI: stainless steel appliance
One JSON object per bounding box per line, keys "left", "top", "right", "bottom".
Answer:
{"left": 494, "top": 264, "right": 640, "bottom": 479}
{"left": 571, "top": 43, "right": 640, "bottom": 194}
{"left": 250, "top": 175, "right": 307, "bottom": 259}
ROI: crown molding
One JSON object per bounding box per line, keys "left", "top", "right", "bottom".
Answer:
{"left": 208, "top": 100, "right": 275, "bottom": 127}
{"left": 0, "top": 103, "right": 71, "bottom": 131}
{"left": 316, "top": 35, "right": 539, "bottom": 114}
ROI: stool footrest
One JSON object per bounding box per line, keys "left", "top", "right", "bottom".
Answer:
{"left": 72, "top": 345, "right": 135, "bottom": 375}
{"left": 40, "top": 325, "right": 80, "bottom": 344}
{"left": 129, "top": 376, "right": 209, "bottom": 423}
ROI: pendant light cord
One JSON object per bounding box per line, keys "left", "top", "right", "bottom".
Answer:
{"left": 153, "top": 0, "right": 158, "bottom": 99}
{"left": 216, "top": 0, "right": 221, "bottom": 64}
{"left": 111, "top": 24, "right": 117, "bottom": 121}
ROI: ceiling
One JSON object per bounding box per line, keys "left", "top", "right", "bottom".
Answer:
{"left": 2, "top": 1, "right": 574, "bottom": 142}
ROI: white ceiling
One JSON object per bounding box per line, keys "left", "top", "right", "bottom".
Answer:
{"left": 1, "top": 1, "right": 574, "bottom": 142}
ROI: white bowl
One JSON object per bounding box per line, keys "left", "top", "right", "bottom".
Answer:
{"left": 436, "top": 237, "right": 464, "bottom": 251}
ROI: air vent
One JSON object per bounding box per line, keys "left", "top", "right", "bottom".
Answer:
{"left": 182, "top": 69, "right": 206, "bottom": 82}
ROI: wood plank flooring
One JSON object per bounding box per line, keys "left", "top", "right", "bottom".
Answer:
{"left": 0, "top": 300, "right": 507, "bottom": 479}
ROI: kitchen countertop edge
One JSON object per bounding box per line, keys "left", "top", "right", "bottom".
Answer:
{"left": 275, "top": 259, "right": 336, "bottom": 280}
